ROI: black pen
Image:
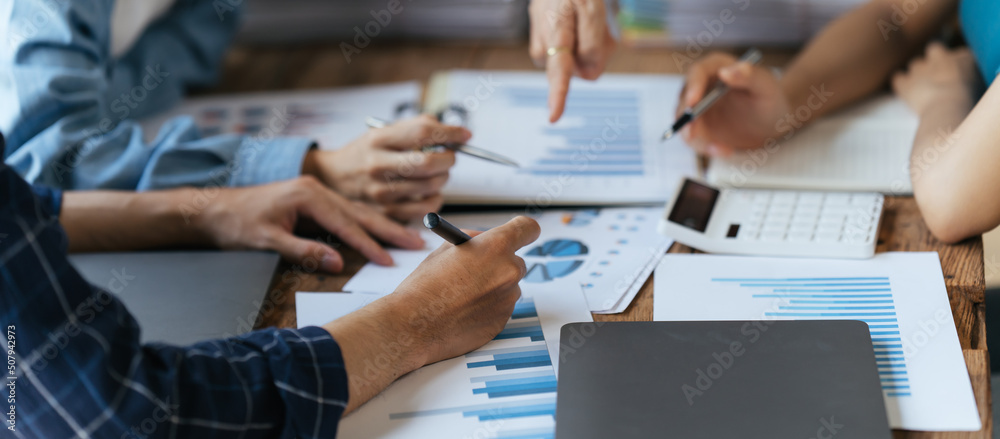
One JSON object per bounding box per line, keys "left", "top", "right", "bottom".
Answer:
{"left": 662, "top": 48, "right": 763, "bottom": 141}
{"left": 423, "top": 213, "right": 472, "bottom": 245}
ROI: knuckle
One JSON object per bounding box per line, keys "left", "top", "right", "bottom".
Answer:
{"left": 438, "top": 151, "right": 457, "bottom": 168}
{"left": 294, "top": 175, "right": 322, "bottom": 192}
{"left": 530, "top": 46, "right": 545, "bottom": 61}
{"left": 416, "top": 125, "right": 435, "bottom": 140}
{"left": 368, "top": 130, "right": 389, "bottom": 146}
{"left": 408, "top": 152, "right": 431, "bottom": 170}
{"left": 365, "top": 157, "right": 386, "bottom": 178}
{"left": 512, "top": 257, "right": 528, "bottom": 282}
{"left": 370, "top": 186, "right": 394, "bottom": 203}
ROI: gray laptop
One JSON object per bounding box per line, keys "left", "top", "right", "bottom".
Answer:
{"left": 69, "top": 251, "right": 280, "bottom": 346}
{"left": 556, "top": 321, "right": 891, "bottom": 439}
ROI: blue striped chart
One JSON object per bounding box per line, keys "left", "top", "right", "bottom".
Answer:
{"left": 496, "top": 427, "right": 555, "bottom": 439}
{"left": 711, "top": 276, "right": 912, "bottom": 397}
{"left": 390, "top": 397, "right": 557, "bottom": 423}
{"left": 504, "top": 87, "right": 645, "bottom": 177}
{"left": 383, "top": 297, "right": 558, "bottom": 436}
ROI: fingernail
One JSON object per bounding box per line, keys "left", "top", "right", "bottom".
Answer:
{"left": 321, "top": 252, "right": 343, "bottom": 272}
{"left": 407, "top": 228, "right": 426, "bottom": 246}
{"left": 681, "top": 126, "right": 692, "bottom": 141}
{"left": 707, "top": 144, "right": 721, "bottom": 156}
{"left": 462, "top": 129, "right": 472, "bottom": 142}
{"left": 686, "top": 89, "right": 698, "bottom": 105}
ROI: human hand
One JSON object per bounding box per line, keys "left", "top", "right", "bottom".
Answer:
{"left": 323, "top": 216, "right": 540, "bottom": 413}
{"left": 385, "top": 216, "right": 540, "bottom": 364}
{"left": 193, "top": 176, "right": 425, "bottom": 272}
{"left": 302, "top": 115, "right": 470, "bottom": 221}
{"left": 678, "top": 52, "right": 790, "bottom": 157}
{"left": 892, "top": 43, "right": 981, "bottom": 116}
{"left": 529, "top": 0, "right": 617, "bottom": 122}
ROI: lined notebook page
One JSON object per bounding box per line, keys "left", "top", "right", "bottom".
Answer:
{"left": 707, "top": 96, "right": 919, "bottom": 194}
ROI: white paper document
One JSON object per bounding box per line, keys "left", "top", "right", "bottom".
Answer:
{"left": 343, "top": 207, "right": 673, "bottom": 313}
{"left": 653, "top": 252, "right": 980, "bottom": 431}
{"left": 294, "top": 292, "right": 384, "bottom": 328}
{"left": 429, "top": 70, "right": 698, "bottom": 205}
{"left": 139, "top": 81, "right": 421, "bottom": 149}
{"left": 706, "top": 95, "right": 919, "bottom": 194}
{"left": 337, "top": 291, "right": 593, "bottom": 438}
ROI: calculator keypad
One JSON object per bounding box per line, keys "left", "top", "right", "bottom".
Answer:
{"left": 732, "top": 191, "right": 881, "bottom": 245}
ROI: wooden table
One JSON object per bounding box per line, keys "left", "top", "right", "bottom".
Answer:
{"left": 221, "top": 41, "right": 991, "bottom": 438}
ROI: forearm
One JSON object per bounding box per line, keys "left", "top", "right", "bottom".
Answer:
{"left": 780, "top": 0, "right": 955, "bottom": 117}
{"left": 912, "top": 85, "right": 1000, "bottom": 243}
{"left": 61, "top": 189, "right": 210, "bottom": 252}
{"left": 322, "top": 297, "right": 427, "bottom": 414}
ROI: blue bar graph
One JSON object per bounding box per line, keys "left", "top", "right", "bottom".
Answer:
{"left": 468, "top": 349, "right": 552, "bottom": 371}
{"left": 472, "top": 374, "right": 558, "bottom": 398}
{"left": 465, "top": 402, "right": 557, "bottom": 421}
{"left": 390, "top": 397, "right": 557, "bottom": 421}
{"left": 497, "top": 428, "right": 555, "bottom": 439}
{"left": 493, "top": 324, "right": 545, "bottom": 342}
{"left": 511, "top": 300, "right": 538, "bottom": 320}
{"left": 505, "top": 87, "right": 645, "bottom": 177}
{"left": 713, "top": 276, "right": 910, "bottom": 398}
{"left": 385, "top": 296, "right": 558, "bottom": 436}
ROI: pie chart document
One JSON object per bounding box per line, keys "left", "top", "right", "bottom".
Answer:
{"left": 343, "top": 207, "right": 673, "bottom": 313}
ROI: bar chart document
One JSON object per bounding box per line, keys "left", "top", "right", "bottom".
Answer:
{"left": 427, "top": 70, "right": 698, "bottom": 205}
{"left": 652, "top": 252, "right": 980, "bottom": 431}
{"left": 337, "top": 292, "right": 593, "bottom": 438}
{"left": 343, "top": 207, "right": 673, "bottom": 313}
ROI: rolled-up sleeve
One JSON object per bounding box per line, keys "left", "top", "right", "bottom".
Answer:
{"left": 1, "top": 0, "right": 313, "bottom": 191}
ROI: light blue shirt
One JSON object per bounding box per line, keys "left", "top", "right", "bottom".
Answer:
{"left": 961, "top": 0, "right": 1000, "bottom": 86}
{"left": 1, "top": 0, "right": 313, "bottom": 191}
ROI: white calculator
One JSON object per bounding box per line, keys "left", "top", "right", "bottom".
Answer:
{"left": 657, "top": 179, "right": 884, "bottom": 259}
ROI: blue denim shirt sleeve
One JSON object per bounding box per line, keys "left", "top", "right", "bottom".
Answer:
{"left": 0, "top": 0, "right": 313, "bottom": 191}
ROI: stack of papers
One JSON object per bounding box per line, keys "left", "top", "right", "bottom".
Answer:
{"left": 295, "top": 290, "right": 593, "bottom": 438}
{"left": 138, "top": 82, "right": 421, "bottom": 150}
{"left": 653, "top": 252, "right": 981, "bottom": 431}
{"left": 239, "top": 0, "right": 529, "bottom": 43}
{"left": 620, "top": 0, "right": 867, "bottom": 47}
{"left": 427, "top": 70, "right": 698, "bottom": 205}
{"left": 344, "top": 207, "right": 673, "bottom": 313}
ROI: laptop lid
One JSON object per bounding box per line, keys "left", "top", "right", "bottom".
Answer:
{"left": 69, "top": 250, "right": 280, "bottom": 345}
{"left": 556, "top": 320, "right": 891, "bottom": 439}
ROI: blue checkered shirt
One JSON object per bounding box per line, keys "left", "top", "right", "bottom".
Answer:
{"left": 1, "top": 150, "right": 349, "bottom": 437}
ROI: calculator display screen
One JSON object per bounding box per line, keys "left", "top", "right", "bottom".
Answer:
{"left": 667, "top": 180, "right": 719, "bottom": 232}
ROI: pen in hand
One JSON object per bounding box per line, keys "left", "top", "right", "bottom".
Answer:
{"left": 366, "top": 117, "right": 520, "bottom": 168}
{"left": 424, "top": 213, "right": 472, "bottom": 245}
{"left": 662, "top": 48, "right": 763, "bottom": 141}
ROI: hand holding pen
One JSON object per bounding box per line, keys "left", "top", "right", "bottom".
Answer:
{"left": 367, "top": 117, "right": 520, "bottom": 168}
{"left": 667, "top": 48, "right": 793, "bottom": 157}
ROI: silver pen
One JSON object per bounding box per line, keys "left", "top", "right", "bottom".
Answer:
{"left": 365, "top": 117, "right": 520, "bottom": 168}
{"left": 662, "top": 48, "right": 763, "bottom": 141}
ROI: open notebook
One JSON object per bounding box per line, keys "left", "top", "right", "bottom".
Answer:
{"left": 706, "top": 95, "right": 919, "bottom": 194}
